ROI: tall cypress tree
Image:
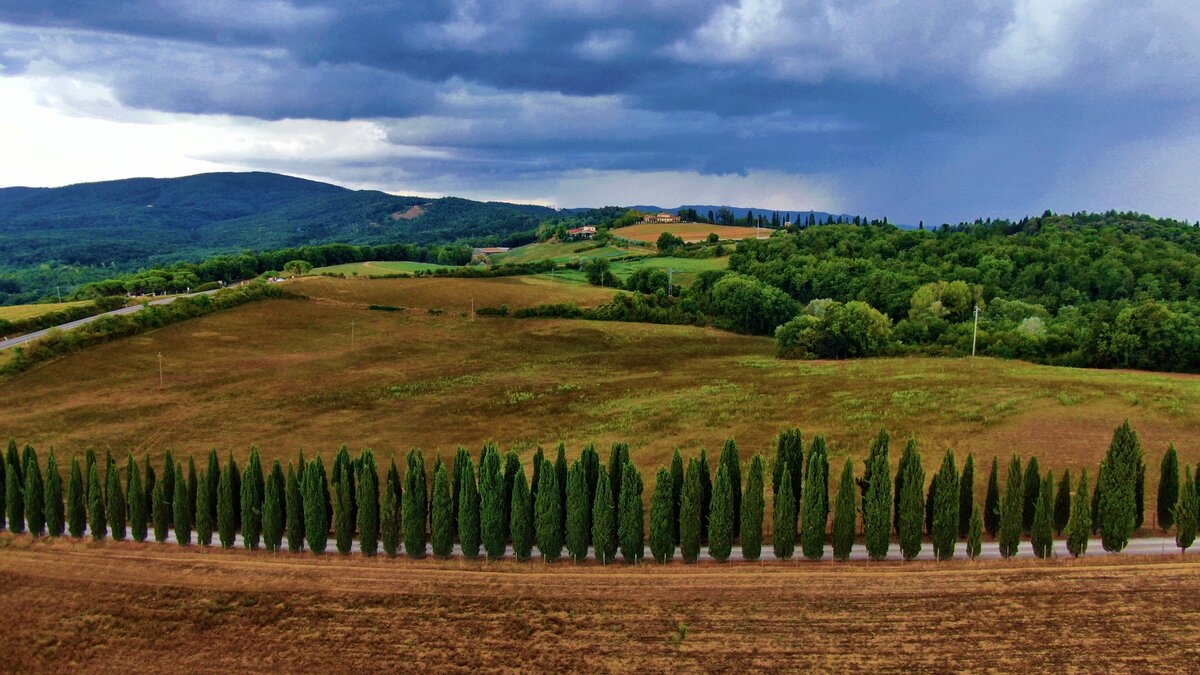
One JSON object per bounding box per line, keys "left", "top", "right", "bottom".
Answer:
{"left": 1158, "top": 445, "right": 1180, "bottom": 531}
{"left": 864, "top": 431, "right": 892, "bottom": 561}
{"left": 1031, "top": 471, "right": 1054, "bottom": 559}
{"left": 102, "top": 458, "right": 122, "bottom": 540}
{"left": 152, "top": 470, "right": 169, "bottom": 543}
{"left": 958, "top": 453, "right": 975, "bottom": 538}
{"left": 242, "top": 448, "right": 265, "bottom": 550}
{"left": 618, "top": 462, "right": 644, "bottom": 564}
{"left": 510, "top": 466, "right": 532, "bottom": 561}
{"left": 998, "top": 455, "right": 1023, "bottom": 558}
{"left": 380, "top": 471, "right": 400, "bottom": 557}
{"left": 678, "top": 460, "right": 700, "bottom": 563}
{"left": 650, "top": 467, "right": 675, "bottom": 563}
{"left": 45, "top": 450, "right": 63, "bottom": 537}
{"left": 1099, "top": 420, "right": 1141, "bottom": 552}
{"left": 67, "top": 457, "right": 85, "bottom": 538}
{"left": 593, "top": 469, "right": 617, "bottom": 564}
{"left": 670, "top": 448, "right": 684, "bottom": 545}
{"left": 741, "top": 455, "right": 765, "bottom": 562}
{"left": 502, "top": 450, "right": 520, "bottom": 543}
{"left": 217, "top": 461, "right": 236, "bottom": 548}
{"left": 458, "top": 453, "right": 480, "bottom": 560}
{"left": 304, "top": 458, "right": 329, "bottom": 554}
{"left": 1022, "top": 456, "right": 1040, "bottom": 535}
{"left": 187, "top": 456, "right": 198, "bottom": 530}
{"left": 142, "top": 454, "right": 156, "bottom": 526}
{"left": 126, "top": 455, "right": 146, "bottom": 542}
{"left": 581, "top": 444, "right": 600, "bottom": 538}
{"left": 719, "top": 439, "right": 742, "bottom": 538}
{"left": 773, "top": 466, "right": 796, "bottom": 561}
{"left": 83, "top": 448, "right": 94, "bottom": 505}
{"left": 894, "top": 438, "right": 919, "bottom": 534}
{"left": 87, "top": 462, "right": 105, "bottom": 541}
{"left": 932, "top": 449, "right": 960, "bottom": 561}
{"left": 452, "top": 447, "right": 467, "bottom": 526}
{"left": 708, "top": 463, "right": 733, "bottom": 562}
{"left": 608, "top": 443, "right": 628, "bottom": 519}
{"left": 536, "top": 458, "right": 563, "bottom": 561}
{"left": 161, "top": 450, "right": 175, "bottom": 528}
{"left": 772, "top": 428, "right": 804, "bottom": 514}
{"left": 812, "top": 436, "right": 830, "bottom": 524}
{"left": 832, "top": 459, "right": 856, "bottom": 561}
{"left": 1066, "top": 469, "right": 1091, "bottom": 558}
{"left": 800, "top": 442, "right": 827, "bottom": 561}
{"left": 206, "top": 450, "right": 220, "bottom": 524}
{"left": 331, "top": 446, "right": 355, "bottom": 532}
{"left": 227, "top": 452, "right": 241, "bottom": 533}
{"left": 554, "top": 444, "right": 569, "bottom": 535}
{"left": 428, "top": 460, "right": 453, "bottom": 558}
{"left": 173, "top": 462, "right": 192, "bottom": 546}
{"left": 356, "top": 451, "right": 378, "bottom": 556}
{"left": 565, "top": 460, "right": 589, "bottom": 563}
{"left": 263, "top": 460, "right": 285, "bottom": 552}
{"left": 1053, "top": 469, "right": 1072, "bottom": 535}
{"left": 1174, "top": 465, "right": 1197, "bottom": 553}
{"left": 404, "top": 450, "right": 427, "bottom": 558}
{"left": 6, "top": 440, "right": 20, "bottom": 486}
{"left": 6, "top": 459, "right": 23, "bottom": 534}
{"left": 966, "top": 502, "right": 983, "bottom": 560}
{"left": 284, "top": 463, "right": 304, "bottom": 553}
{"left": 984, "top": 456, "right": 1001, "bottom": 537}
{"left": 897, "top": 442, "right": 925, "bottom": 561}
{"left": 195, "top": 468, "right": 212, "bottom": 547}
{"left": 479, "top": 443, "right": 504, "bottom": 560}
{"left": 24, "top": 452, "right": 45, "bottom": 537}
{"left": 698, "top": 448, "right": 712, "bottom": 542}
{"left": 529, "top": 447, "right": 543, "bottom": 528}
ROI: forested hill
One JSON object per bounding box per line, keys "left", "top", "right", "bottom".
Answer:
{"left": 0, "top": 171, "right": 557, "bottom": 303}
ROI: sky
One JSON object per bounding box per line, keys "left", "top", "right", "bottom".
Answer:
{"left": 0, "top": 1, "right": 1198, "bottom": 224}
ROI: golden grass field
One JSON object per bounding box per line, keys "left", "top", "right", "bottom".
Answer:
{"left": 0, "top": 300, "right": 92, "bottom": 322}
{"left": 0, "top": 277, "right": 1197, "bottom": 521}
{"left": 0, "top": 534, "right": 1196, "bottom": 670}
{"left": 284, "top": 274, "right": 618, "bottom": 310}
{"left": 611, "top": 222, "right": 771, "bottom": 243}
{"left": 309, "top": 260, "right": 458, "bottom": 276}
{"left": 491, "top": 240, "right": 653, "bottom": 265}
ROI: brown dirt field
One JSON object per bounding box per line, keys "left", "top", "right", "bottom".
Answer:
{"left": 611, "top": 222, "right": 769, "bottom": 243}
{"left": 286, "top": 274, "right": 618, "bottom": 310}
{"left": 0, "top": 535, "right": 1197, "bottom": 671}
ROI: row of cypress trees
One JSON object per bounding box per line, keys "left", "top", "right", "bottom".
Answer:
{"left": 2, "top": 421, "right": 1196, "bottom": 562}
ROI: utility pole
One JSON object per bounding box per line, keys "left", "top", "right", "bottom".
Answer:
{"left": 667, "top": 268, "right": 674, "bottom": 297}
{"left": 157, "top": 352, "right": 163, "bottom": 388}
{"left": 971, "top": 305, "right": 980, "bottom": 357}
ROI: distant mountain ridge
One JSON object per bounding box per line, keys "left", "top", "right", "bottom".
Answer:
{"left": 566, "top": 204, "right": 871, "bottom": 225}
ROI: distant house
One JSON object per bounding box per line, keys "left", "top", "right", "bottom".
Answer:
{"left": 642, "top": 212, "right": 681, "bottom": 224}
{"left": 474, "top": 247, "right": 510, "bottom": 255}
{"left": 566, "top": 225, "right": 597, "bottom": 239}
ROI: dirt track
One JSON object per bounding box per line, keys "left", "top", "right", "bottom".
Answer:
{"left": 1, "top": 535, "right": 1197, "bottom": 671}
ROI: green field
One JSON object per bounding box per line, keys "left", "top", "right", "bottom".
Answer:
{"left": 0, "top": 300, "right": 93, "bottom": 322}
{"left": 490, "top": 241, "right": 652, "bottom": 265}
{"left": 310, "top": 260, "right": 459, "bottom": 276}
{"left": 549, "top": 255, "right": 729, "bottom": 286}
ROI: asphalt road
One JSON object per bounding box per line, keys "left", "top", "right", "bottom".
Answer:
{"left": 0, "top": 288, "right": 224, "bottom": 351}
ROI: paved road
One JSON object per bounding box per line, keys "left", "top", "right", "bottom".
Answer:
{"left": 78, "top": 526, "right": 1189, "bottom": 562}
{"left": 0, "top": 288, "right": 224, "bottom": 351}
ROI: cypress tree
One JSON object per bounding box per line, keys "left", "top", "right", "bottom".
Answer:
{"left": 386, "top": 455, "right": 401, "bottom": 528}
{"left": 380, "top": 471, "right": 400, "bottom": 557}
{"left": 581, "top": 444, "right": 600, "bottom": 540}
{"left": 227, "top": 452, "right": 241, "bottom": 532}
{"left": 708, "top": 463, "right": 733, "bottom": 562}
{"left": 698, "top": 448, "right": 712, "bottom": 542}
{"left": 932, "top": 449, "right": 960, "bottom": 561}
{"left": 719, "top": 439, "right": 742, "bottom": 538}
{"left": 430, "top": 459, "right": 454, "bottom": 558}
{"left": 800, "top": 442, "right": 827, "bottom": 560}
{"left": 998, "top": 455, "right": 1023, "bottom": 558}
{"left": 285, "top": 463, "right": 304, "bottom": 552}
{"left": 670, "top": 448, "right": 684, "bottom": 545}
{"left": 502, "top": 450, "right": 520, "bottom": 543}
{"left": 161, "top": 450, "right": 175, "bottom": 528}
{"left": 1053, "top": 469, "right": 1072, "bottom": 535}
{"left": 741, "top": 455, "right": 765, "bottom": 562}
{"left": 812, "top": 436, "right": 830, "bottom": 524}
{"left": 593, "top": 469, "right": 617, "bottom": 563}
{"left": 479, "top": 443, "right": 504, "bottom": 559}
{"left": 238, "top": 446, "right": 262, "bottom": 547}
{"left": 206, "top": 449, "right": 220, "bottom": 524}
{"left": 510, "top": 465, "right": 532, "bottom": 561}
{"left": 127, "top": 455, "right": 146, "bottom": 542}
{"left": 832, "top": 459, "right": 856, "bottom": 561}
{"left": 618, "top": 462, "right": 644, "bottom": 564}
{"left": 356, "top": 451, "right": 379, "bottom": 556}
{"left": 263, "top": 460, "right": 285, "bottom": 552}
{"left": 1031, "top": 471, "right": 1054, "bottom": 559}
{"left": 1099, "top": 420, "right": 1141, "bottom": 552}
{"left": 67, "top": 457, "right": 85, "bottom": 538}
{"left": 84, "top": 448, "right": 95, "bottom": 504}
{"left": 897, "top": 442, "right": 925, "bottom": 561}
{"left": 678, "top": 460, "right": 701, "bottom": 563}
{"left": 773, "top": 465, "right": 796, "bottom": 561}
{"left": 984, "top": 456, "right": 1001, "bottom": 537}
{"left": 6, "top": 460, "right": 23, "bottom": 534}
{"left": 6, "top": 439, "right": 20, "bottom": 485}
{"left": 452, "top": 447, "right": 467, "bottom": 526}
{"left": 25, "top": 452, "right": 45, "bottom": 536}
{"left": 1174, "top": 465, "right": 1196, "bottom": 553}
{"left": 87, "top": 462, "right": 105, "bottom": 541}
{"left": 530, "top": 447, "right": 543, "bottom": 528}
{"left": 195, "top": 469, "right": 212, "bottom": 547}
{"left": 142, "top": 455, "right": 156, "bottom": 524}
{"left": 608, "top": 443, "right": 628, "bottom": 517}
{"left": 304, "top": 458, "right": 329, "bottom": 554}
{"left": 1022, "top": 456, "right": 1040, "bottom": 535}
{"left": 1158, "top": 445, "right": 1180, "bottom": 531}
{"left": 536, "top": 458, "right": 563, "bottom": 561}
{"left": 555, "top": 444, "right": 568, "bottom": 535}
{"left": 45, "top": 450, "right": 63, "bottom": 538}
{"left": 650, "top": 467, "right": 675, "bottom": 563}
{"left": 173, "top": 462, "right": 191, "bottom": 546}
{"left": 217, "top": 461, "right": 236, "bottom": 548}
{"left": 966, "top": 502, "right": 983, "bottom": 560}
{"left": 772, "top": 428, "right": 804, "bottom": 514}
{"left": 331, "top": 446, "right": 355, "bottom": 532}
{"left": 152, "top": 471, "right": 169, "bottom": 543}
{"left": 404, "top": 450, "right": 427, "bottom": 558}
{"left": 958, "top": 453, "right": 974, "bottom": 539}
{"left": 894, "top": 438, "right": 919, "bottom": 534}
{"left": 457, "top": 453, "right": 480, "bottom": 560}
{"left": 187, "top": 456, "right": 198, "bottom": 528}
{"left": 1066, "top": 469, "right": 1091, "bottom": 558}
{"left": 566, "top": 460, "right": 589, "bottom": 563}
{"left": 863, "top": 431, "right": 892, "bottom": 561}
{"left": 102, "top": 458, "right": 122, "bottom": 541}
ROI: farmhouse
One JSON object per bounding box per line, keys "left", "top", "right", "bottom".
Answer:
{"left": 567, "top": 225, "right": 597, "bottom": 239}
{"left": 642, "top": 212, "right": 681, "bottom": 224}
